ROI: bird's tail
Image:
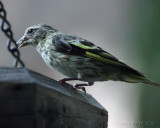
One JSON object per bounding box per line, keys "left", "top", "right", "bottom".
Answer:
{"left": 118, "top": 62, "right": 160, "bottom": 87}
{"left": 122, "top": 74, "right": 160, "bottom": 87}
{"left": 142, "top": 77, "right": 160, "bottom": 87}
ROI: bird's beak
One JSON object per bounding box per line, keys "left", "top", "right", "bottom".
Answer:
{"left": 16, "top": 36, "right": 29, "bottom": 48}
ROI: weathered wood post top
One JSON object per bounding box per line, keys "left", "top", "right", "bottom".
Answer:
{"left": 0, "top": 67, "right": 108, "bottom": 128}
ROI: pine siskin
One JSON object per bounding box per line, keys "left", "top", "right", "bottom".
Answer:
{"left": 17, "top": 24, "right": 160, "bottom": 92}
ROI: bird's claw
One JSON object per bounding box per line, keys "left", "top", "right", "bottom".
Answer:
{"left": 57, "top": 78, "right": 88, "bottom": 94}
{"left": 57, "top": 78, "right": 66, "bottom": 84}
{"left": 57, "top": 78, "right": 79, "bottom": 84}
{"left": 74, "top": 84, "right": 86, "bottom": 94}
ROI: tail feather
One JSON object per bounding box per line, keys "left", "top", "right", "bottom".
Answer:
{"left": 142, "top": 78, "right": 160, "bottom": 87}
{"left": 120, "top": 63, "right": 160, "bottom": 87}
{"left": 122, "top": 75, "right": 160, "bottom": 87}
{"left": 122, "top": 74, "right": 160, "bottom": 87}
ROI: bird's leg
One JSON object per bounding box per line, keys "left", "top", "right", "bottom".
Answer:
{"left": 74, "top": 82, "right": 94, "bottom": 94}
{"left": 58, "top": 78, "right": 79, "bottom": 84}
{"left": 58, "top": 78, "right": 94, "bottom": 93}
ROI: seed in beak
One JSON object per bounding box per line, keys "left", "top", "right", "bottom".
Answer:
{"left": 18, "top": 38, "right": 29, "bottom": 48}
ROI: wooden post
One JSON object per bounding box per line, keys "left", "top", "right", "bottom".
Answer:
{"left": 0, "top": 67, "right": 108, "bottom": 128}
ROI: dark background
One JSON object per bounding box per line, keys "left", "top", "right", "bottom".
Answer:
{"left": 0, "top": 0, "right": 160, "bottom": 127}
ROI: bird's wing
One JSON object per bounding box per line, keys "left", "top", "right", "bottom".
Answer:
{"left": 52, "top": 35, "right": 72, "bottom": 53}
{"left": 52, "top": 34, "right": 146, "bottom": 80}
{"left": 52, "top": 34, "right": 123, "bottom": 66}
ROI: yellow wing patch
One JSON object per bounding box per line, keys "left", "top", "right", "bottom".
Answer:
{"left": 85, "top": 51, "right": 122, "bottom": 66}
{"left": 100, "top": 52, "right": 117, "bottom": 59}
{"left": 73, "top": 43, "right": 97, "bottom": 49}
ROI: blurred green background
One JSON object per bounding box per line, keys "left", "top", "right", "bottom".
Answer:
{"left": 0, "top": 0, "right": 160, "bottom": 127}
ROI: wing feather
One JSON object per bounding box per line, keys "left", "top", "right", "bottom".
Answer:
{"left": 52, "top": 34, "right": 123, "bottom": 66}
{"left": 52, "top": 35, "right": 72, "bottom": 53}
{"left": 52, "top": 34, "right": 145, "bottom": 78}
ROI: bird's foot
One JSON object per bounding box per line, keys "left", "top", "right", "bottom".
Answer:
{"left": 58, "top": 78, "right": 94, "bottom": 94}
{"left": 57, "top": 78, "right": 81, "bottom": 90}
{"left": 58, "top": 78, "right": 79, "bottom": 84}
{"left": 74, "top": 83, "right": 86, "bottom": 94}
{"left": 74, "top": 82, "right": 94, "bottom": 94}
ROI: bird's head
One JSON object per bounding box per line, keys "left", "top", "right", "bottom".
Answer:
{"left": 17, "top": 24, "right": 57, "bottom": 48}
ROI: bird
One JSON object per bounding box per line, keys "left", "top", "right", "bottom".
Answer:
{"left": 17, "top": 24, "right": 160, "bottom": 92}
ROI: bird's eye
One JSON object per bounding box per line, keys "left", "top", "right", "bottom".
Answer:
{"left": 27, "top": 28, "right": 33, "bottom": 34}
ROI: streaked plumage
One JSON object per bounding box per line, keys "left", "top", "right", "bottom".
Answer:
{"left": 17, "top": 24, "right": 160, "bottom": 91}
